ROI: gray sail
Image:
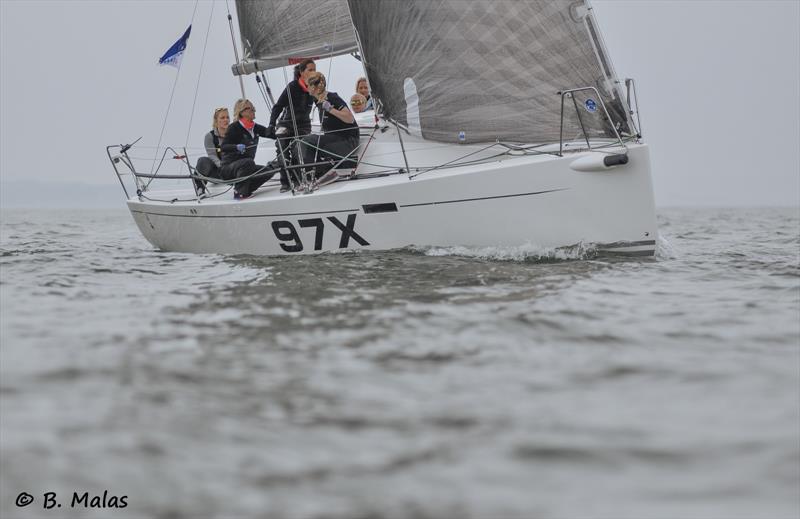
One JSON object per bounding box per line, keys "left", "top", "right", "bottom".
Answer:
{"left": 348, "top": 0, "right": 633, "bottom": 144}
{"left": 232, "top": 0, "right": 357, "bottom": 75}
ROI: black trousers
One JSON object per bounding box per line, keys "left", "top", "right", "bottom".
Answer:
{"left": 219, "top": 158, "right": 274, "bottom": 197}
{"left": 193, "top": 157, "right": 219, "bottom": 193}
{"left": 274, "top": 122, "right": 311, "bottom": 187}
{"left": 301, "top": 133, "right": 359, "bottom": 177}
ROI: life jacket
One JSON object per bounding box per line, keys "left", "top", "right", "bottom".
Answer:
{"left": 211, "top": 131, "right": 221, "bottom": 159}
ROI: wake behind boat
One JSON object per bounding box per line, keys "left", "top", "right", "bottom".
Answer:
{"left": 109, "top": 0, "right": 657, "bottom": 256}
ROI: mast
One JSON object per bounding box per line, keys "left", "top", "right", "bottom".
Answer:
{"left": 226, "top": 5, "right": 246, "bottom": 98}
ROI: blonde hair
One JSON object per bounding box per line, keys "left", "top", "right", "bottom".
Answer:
{"left": 212, "top": 107, "right": 229, "bottom": 133}
{"left": 355, "top": 77, "right": 368, "bottom": 92}
{"left": 233, "top": 98, "right": 254, "bottom": 120}
{"left": 306, "top": 71, "right": 326, "bottom": 91}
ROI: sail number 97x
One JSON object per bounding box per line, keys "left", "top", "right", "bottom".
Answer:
{"left": 271, "top": 214, "right": 369, "bottom": 252}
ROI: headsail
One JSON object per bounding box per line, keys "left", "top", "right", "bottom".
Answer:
{"left": 232, "top": 0, "right": 357, "bottom": 75}
{"left": 347, "top": 0, "right": 633, "bottom": 144}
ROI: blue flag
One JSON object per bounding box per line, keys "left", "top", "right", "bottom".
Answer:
{"left": 158, "top": 25, "right": 191, "bottom": 68}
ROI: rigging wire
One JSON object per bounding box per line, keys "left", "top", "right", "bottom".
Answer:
{"left": 316, "top": 2, "right": 343, "bottom": 161}
{"left": 145, "top": 0, "right": 201, "bottom": 189}
{"left": 131, "top": 132, "right": 625, "bottom": 183}
{"left": 128, "top": 132, "right": 630, "bottom": 204}
{"left": 240, "top": 36, "right": 274, "bottom": 111}
{"left": 271, "top": 19, "right": 307, "bottom": 186}
{"left": 184, "top": 0, "right": 216, "bottom": 151}
{"left": 409, "top": 142, "right": 500, "bottom": 179}
{"left": 325, "top": 2, "right": 340, "bottom": 89}
{"left": 263, "top": 72, "right": 275, "bottom": 106}
{"left": 309, "top": 1, "right": 344, "bottom": 172}
{"left": 256, "top": 70, "right": 275, "bottom": 109}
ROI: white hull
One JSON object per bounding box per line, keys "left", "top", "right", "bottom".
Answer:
{"left": 127, "top": 131, "right": 657, "bottom": 256}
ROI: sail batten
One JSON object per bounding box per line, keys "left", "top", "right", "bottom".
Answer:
{"left": 233, "top": 0, "right": 357, "bottom": 75}
{"left": 347, "top": 0, "right": 632, "bottom": 144}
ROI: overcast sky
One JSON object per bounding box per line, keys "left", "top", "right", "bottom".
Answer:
{"left": 1, "top": 0, "right": 798, "bottom": 207}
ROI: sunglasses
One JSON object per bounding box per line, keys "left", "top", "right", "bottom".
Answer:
{"left": 214, "top": 107, "right": 227, "bottom": 113}
{"left": 351, "top": 100, "right": 364, "bottom": 106}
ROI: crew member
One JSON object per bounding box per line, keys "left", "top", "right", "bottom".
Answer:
{"left": 302, "top": 72, "right": 360, "bottom": 188}
{"left": 219, "top": 99, "right": 274, "bottom": 200}
{"left": 268, "top": 59, "right": 316, "bottom": 192}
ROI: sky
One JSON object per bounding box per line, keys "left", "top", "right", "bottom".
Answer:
{"left": 0, "top": 0, "right": 798, "bottom": 207}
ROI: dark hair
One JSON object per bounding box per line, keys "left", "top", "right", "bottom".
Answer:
{"left": 294, "top": 59, "right": 315, "bottom": 80}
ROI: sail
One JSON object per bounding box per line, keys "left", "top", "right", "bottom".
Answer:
{"left": 232, "top": 0, "right": 357, "bottom": 75}
{"left": 347, "top": 0, "right": 633, "bottom": 144}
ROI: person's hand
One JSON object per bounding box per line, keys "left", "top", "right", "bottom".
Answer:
{"left": 321, "top": 100, "right": 332, "bottom": 113}
{"left": 236, "top": 143, "right": 246, "bottom": 154}
{"left": 266, "top": 126, "right": 276, "bottom": 139}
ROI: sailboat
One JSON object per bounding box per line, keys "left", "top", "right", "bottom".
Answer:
{"left": 108, "top": 0, "right": 657, "bottom": 256}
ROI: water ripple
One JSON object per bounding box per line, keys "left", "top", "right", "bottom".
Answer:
{"left": 1, "top": 207, "right": 798, "bottom": 519}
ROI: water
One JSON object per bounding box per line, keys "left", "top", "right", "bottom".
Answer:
{"left": 1, "top": 207, "right": 798, "bottom": 519}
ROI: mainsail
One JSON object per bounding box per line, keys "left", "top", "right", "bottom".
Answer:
{"left": 232, "top": 0, "right": 357, "bottom": 75}
{"left": 347, "top": 0, "right": 633, "bottom": 144}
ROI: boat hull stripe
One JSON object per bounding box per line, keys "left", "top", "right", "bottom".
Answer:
{"left": 128, "top": 188, "right": 567, "bottom": 219}
{"left": 399, "top": 188, "right": 568, "bottom": 208}
{"left": 129, "top": 208, "right": 359, "bottom": 219}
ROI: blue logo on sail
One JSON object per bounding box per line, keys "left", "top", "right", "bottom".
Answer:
{"left": 584, "top": 98, "right": 597, "bottom": 113}
{"left": 158, "top": 25, "right": 191, "bottom": 68}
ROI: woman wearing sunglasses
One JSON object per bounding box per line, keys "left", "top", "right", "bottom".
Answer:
{"left": 350, "top": 94, "right": 367, "bottom": 114}
{"left": 218, "top": 99, "right": 276, "bottom": 200}
{"left": 301, "top": 71, "right": 360, "bottom": 188}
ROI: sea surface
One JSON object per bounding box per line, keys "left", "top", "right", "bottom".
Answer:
{"left": 1, "top": 207, "right": 798, "bottom": 519}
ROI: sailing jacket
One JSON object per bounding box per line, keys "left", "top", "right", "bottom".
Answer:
{"left": 220, "top": 121, "right": 271, "bottom": 165}
{"left": 269, "top": 80, "right": 314, "bottom": 131}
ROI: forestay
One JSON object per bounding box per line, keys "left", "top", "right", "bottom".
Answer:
{"left": 347, "top": 0, "right": 633, "bottom": 144}
{"left": 233, "top": 0, "right": 357, "bottom": 75}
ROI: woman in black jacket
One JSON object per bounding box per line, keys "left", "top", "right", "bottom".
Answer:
{"left": 219, "top": 99, "right": 275, "bottom": 200}
{"left": 301, "top": 71, "right": 360, "bottom": 188}
{"left": 268, "top": 59, "right": 316, "bottom": 191}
